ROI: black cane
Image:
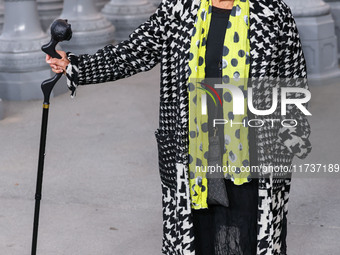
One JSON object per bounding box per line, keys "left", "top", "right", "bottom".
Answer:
{"left": 31, "top": 19, "right": 72, "bottom": 255}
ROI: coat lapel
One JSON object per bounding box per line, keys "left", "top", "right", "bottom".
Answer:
{"left": 183, "top": 0, "right": 278, "bottom": 78}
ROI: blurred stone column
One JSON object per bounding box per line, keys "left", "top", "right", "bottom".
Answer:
{"left": 0, "top": 1, "right": 4, "bottom": 118}
{"left": 150, "top": 0, "right": 160, "bottom": 7}
{"left": 285, "top": 0, "right": 340, "bottom": 81}
{"left": 0, "top": 98, "right": 3, "bottom": 120}
{"left": 58, "top": 0, "right": 115, "bottom": 55}
{"left": 101, "top": 0, "right": 155, "bottom": 42}
{"left": 325, "top": 0, "right": 340, "bottom": 62}
{"left": 96, "top": 0, "right": 109, "bottom": 11}
{"left": 0, "top": 0, "right": 4, "bottom": 33}
{"left": 37, "top": 0, "right": 64, "bottom": 31}
{"left": 0, "top": 0, "right": 51, "bottom": 101}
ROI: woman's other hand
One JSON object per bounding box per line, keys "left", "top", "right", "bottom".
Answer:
{"left": 46, "top": 50, "right": 70, "bottom": 74}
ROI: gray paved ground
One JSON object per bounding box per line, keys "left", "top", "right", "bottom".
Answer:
{"left": 0, "top": 65, "right": 339, "bottom": 254}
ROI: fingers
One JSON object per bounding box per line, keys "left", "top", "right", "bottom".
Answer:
{"left": 46, "top": 57, "right": 67, "bottom": 68}
{"left": 46, "top": 50, "right": 69, "bottom": 74}
{"left": 51, "top": 67, "right": 64, "bottom": 74}
{"left": 47, "top": 57, "right": 62, "bottom": 65}
{"left": 45, "top": 51, "right": 67, "bottom": 64}
{"left": 56, "top": 50, "right": 67, "bottom": 59}
{"left": 50, "top": 64, "right": 58, "bottom": 69}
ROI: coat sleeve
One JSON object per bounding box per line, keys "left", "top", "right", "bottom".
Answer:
{"left": 276, "top": 5, "right": 312, "bottom": 159}
{"left": 64, "top": 0, "right": 172, "bottom": 97}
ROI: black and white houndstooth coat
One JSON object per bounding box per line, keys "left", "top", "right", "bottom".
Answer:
{"left": 65, "top": 0, "right": 312, "bottom": 254}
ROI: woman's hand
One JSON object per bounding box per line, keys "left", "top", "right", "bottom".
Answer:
{"left": 46, "top": 50, "right": 70, "bottom": 74}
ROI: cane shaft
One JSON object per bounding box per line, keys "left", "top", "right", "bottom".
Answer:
{"left": 31, "top": 19, "right": 72, "bottom": 255}
{"left": 31, "top": 104, "right": 50, "bottom": 255}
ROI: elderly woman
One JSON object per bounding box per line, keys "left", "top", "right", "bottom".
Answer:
{"left": 46, "top": 0, "right": 312, "bottom": 254}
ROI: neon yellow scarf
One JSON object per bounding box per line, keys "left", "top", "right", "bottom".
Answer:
{"left": 188, "top": 0, "right": 251, "bottom": 209}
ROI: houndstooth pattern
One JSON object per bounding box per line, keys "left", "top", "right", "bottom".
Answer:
{"left": 64, "top": 0, "right": 311, "bottom": 254}
{"left": 65, "top": 52, "right": 79, "bottom": 97}
{"left": 257, "top": 174, "right": 292, "bottom": 255}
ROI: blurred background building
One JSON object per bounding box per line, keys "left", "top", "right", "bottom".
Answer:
{"left": 0, "top": 2, "right": 339, "bottom": 254}
{"left": 0, "top": 0, "right": 339, "bottom": 120}
{"left": 285, "top": 0, "right": 340, "bottom": 81}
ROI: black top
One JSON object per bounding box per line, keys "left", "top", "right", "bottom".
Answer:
{"left": 204, "top": 6, "right": 258, "bottom": 167}
{"left": 193, "top": 8, "right": 259, "bottom": 255}
{"left": 205, "top": 6, "right": 232, "bottom": 155}
{"left": 205, "top": 6, "right": 231, "bottom": 78}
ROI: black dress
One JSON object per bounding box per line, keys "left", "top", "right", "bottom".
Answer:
{"left": 192, "top": 6, "right": 259, "bottom": 255}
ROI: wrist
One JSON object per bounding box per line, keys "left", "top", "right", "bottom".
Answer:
{"left": 62, "top": 55, "right": 70, "bottom": 75}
